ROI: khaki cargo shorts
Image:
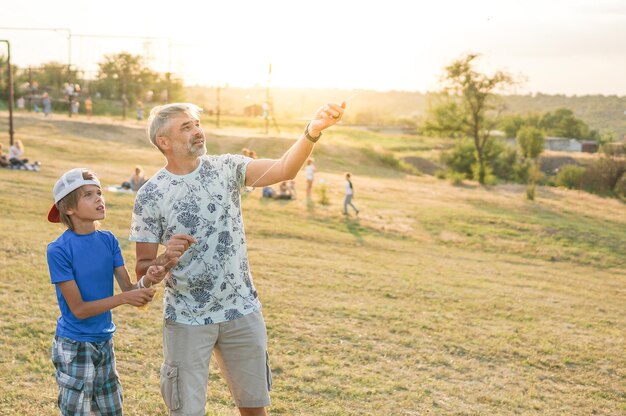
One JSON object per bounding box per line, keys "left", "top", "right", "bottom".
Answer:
{"left": 161, "top": 310, "right": 272, "bottom": 415}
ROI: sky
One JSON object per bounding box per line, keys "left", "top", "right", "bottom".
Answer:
{"left": 1, "top": 0, "right": 625, "bottom": 96}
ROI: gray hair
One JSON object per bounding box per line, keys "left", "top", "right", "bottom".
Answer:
{"left": 147, "top": 103, "right": 203, "bottom": 149}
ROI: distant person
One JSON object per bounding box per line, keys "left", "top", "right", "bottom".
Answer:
{"left": 42, "top": 92, "right": 52, "bottom": 116}
{"left": 71, "top": 99, "right": 80, "bottom": 116}
{"left": 343, "top": 172, "right": 360, "bottom": 216}
{"left": 241, "top": 147, "right": 251, "bottom": 157}
{"left": 136, "top": 100, "right": 144, "bottom": 121}
{"left": 46, "top": 168, "right": 186, "bottom": 416}
{"left": 0, "top": 143, "right": 9, "bottom": 167}
{"left": 288, "top": 179, "right": 297, "bottom": 198}
{"left": 130, "top": 100, "right": 344, "bottom": 415}
{"left": 274, "top": 181, "right": 294, "bottom": 200}
{"left": 16, "top": 96, "right": 25, "bottom": 111}
{"left": 305, "top": 157, "right": 316, "bottom": 199}
{"left": 127, "top": 165, "right": 147, "bottom": 192}
{"left": 9, "top": 139, "right": 28, "bottom": 169}
{"left": 84, "top": 96, "right": 93, "bottom": 119}
{"left": 262, "top": 186, "right": 276, "bottom": 198}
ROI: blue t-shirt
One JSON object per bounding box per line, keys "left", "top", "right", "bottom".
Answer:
{"left": 47, "top": 229, "right": 125, "bottom": 342}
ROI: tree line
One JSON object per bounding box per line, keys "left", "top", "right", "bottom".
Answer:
{"left": 0, "top": 52, "right": 185, "bottom": 117}
{"left": 424, "top": 53, "right": 625, "bottom": 200}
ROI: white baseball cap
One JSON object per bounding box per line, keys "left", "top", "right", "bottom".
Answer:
{"left": 48, "top": 168, "right": 101, "bottom": 223}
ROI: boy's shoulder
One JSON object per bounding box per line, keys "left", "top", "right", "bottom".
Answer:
{"left": 48, "top": 229, "right": 116, "bottom": 249}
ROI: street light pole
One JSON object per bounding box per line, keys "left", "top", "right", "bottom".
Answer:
{"left": 1, "top": 39, "right": 14, "bottom": 146}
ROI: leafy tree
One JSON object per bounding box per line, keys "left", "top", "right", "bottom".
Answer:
{"left": 516, "top": 126, "right": 544, "bottom": 200}
{"left": 425, "top": 54, "right": 513, "bottom": 184}
{"left": 441, "top": 137, "right": 517, "bottom": 182}
{"left": 540, "top": 108, "right": 599, "bottom": 140}
{"left": 499, "top": 113, "right": 541, "bottom": 138}
{"left": 94, "top": 52, "right": 185, "bottom": 106}
{"left": 15, "top": 62, "right": 80, "bottom": 93}
{"left": 0, "top": 55, "right": 19, "bottom": 101}
{"left": 95, "top": 52, "right": 154, "bottom": 102}
{"left": 516, "top": 126, "right": 544, "bottom": 160}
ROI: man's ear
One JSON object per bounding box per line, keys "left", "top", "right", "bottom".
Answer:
{"left": 156, "top": 135, "right": 169, "bottom": 150}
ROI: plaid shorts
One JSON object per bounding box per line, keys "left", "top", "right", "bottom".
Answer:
{"left": 51, "top": 336, "right": 123, "bottom": 416}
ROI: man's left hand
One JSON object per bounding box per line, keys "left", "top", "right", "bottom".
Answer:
{"left": 308, "top": 101, "right": 346, "bottom": 137}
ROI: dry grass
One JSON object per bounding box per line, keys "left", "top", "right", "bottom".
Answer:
{"left": 0, "top": 113, "right": 624, "bottom": 415}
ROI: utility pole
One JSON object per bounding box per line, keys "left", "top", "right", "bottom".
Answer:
{"left": 216, "top": 85, "right": 221, "bottom": 128}
{"left": 1, "top": 40, "right": 14, "bottom": 146}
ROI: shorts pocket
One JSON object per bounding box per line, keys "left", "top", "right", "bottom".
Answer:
{"left": 56, "top": 370, "right": 85, "bottom": 414}
{"left": 265, "top": 351, "right": 273, "bottom": 391}
{"left": 160, "top": 363, "right": 181, "bottom": 411}
{"left": 52, "top": 337, "right": 80, "bottom": 366}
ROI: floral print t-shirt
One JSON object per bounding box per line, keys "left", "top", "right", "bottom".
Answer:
{"left": 129, "top": 154, "right": 260, "bottom": 325}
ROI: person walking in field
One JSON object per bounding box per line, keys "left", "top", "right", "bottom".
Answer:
{"left": 46, "top": 167, "right": 189, "bottom": 415}
{"left": 130, "top": 100, "right": 345, "bottom": 416}
{"left": 305, "top": 157, "right": 316, "bottom": 199}
{"left": 343, "top": 172, "right": 360, "bottom": 216}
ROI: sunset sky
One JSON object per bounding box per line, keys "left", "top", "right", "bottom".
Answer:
{"left": 1, "top": 0, "right": 625, "bottom": 95}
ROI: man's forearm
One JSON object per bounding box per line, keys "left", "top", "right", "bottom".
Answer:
{"left": 279, "top": 133, "right": 315, "bottom": 179}
{"left": 136, "top": 255, "right": 165, "bottom": 280}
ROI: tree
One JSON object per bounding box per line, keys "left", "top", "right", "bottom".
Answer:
{"left": 95, "top": 52, "right": 153, "bottom": 102}
{"left": 516, "top": 126, "right": 545, "bottom": 200}
{"left": 93, "top": 52, "right": 185, "bottom": 114}
{"left": 424, "top": 54, "right": 514, "bottom": 184}
{"left": 540, "top": 108, "right": 599, "bottom": 140}
{"left": 516, "top": 126, "right": 544, "bottom": 160}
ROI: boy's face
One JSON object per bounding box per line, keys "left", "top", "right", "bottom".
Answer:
{"left": 65, "top": 185, "right": 105, "bottom": 223}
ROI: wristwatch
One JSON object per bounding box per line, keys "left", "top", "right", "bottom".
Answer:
{"left": 304, "top": 123, "right": 322, "bottom": 143}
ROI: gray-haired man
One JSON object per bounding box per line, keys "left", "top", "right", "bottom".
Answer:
{"left": 130, "top": 101, "right": 345, "bottom": 416}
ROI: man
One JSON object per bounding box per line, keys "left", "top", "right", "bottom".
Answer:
{"left": 130, "top": 101, "right": 345, "bottom": 416}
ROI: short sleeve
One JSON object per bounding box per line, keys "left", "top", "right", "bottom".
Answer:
{"left": 224, "top": 154, "right": 252, "bottom": 189}
{"left": 110, "top": 233, "right": 124, "bottom": 268}
{"left": 47, "top": 244, "right": 74, "bottom": 284}
{"left": 129, "top": 182, "right": 163, "bottom": 243}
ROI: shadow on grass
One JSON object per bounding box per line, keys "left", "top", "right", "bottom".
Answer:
{"left": 344, "top": 216, "right": 364, "bottom": 243}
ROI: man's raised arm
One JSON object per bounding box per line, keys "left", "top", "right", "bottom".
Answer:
{"left": 245, "top": 101, "right": 346, "bottom": 188}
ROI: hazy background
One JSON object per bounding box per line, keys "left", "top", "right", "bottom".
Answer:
{"left": 2, "top": 0, "right": 626, "bottom": 95}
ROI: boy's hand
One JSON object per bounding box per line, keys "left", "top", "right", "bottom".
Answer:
{"left": 144, "top": 260, "right": 176, "bottom": 286}
{"left": 124, "top": 287, "right": 156, "bottom": 306}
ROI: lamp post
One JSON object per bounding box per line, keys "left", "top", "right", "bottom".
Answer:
{"left": 0, "top": 39, "right": 14, "bottom": 146}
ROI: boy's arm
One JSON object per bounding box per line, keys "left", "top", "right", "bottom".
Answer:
{"left": 113, "top": 265, "right": 138, "bottom": 292}
{"left": 57, "top": 280, "right": 155, "bottom": 320}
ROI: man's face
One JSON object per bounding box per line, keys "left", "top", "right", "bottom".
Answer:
{"left": 164, "top": 113, "right": 206, "bottom": 158}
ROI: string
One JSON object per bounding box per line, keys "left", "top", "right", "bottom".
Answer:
{"left": 242, "top": 92, "right": 363, "bottom": 193}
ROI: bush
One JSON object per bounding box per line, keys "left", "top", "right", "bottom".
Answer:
{"left": 556, "top": 165, "right": 585, "bottom": 189}
{"left": 317, "top": 180, "right": 330, "bottom": 205}
{"left": 441, "top": 138, "right": 517, "bottom": 182}
{"left": 447, "top": 171, "right": 465, "bottom": 186}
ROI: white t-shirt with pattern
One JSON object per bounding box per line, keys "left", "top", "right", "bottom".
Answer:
{"left": 129, "top": 154, "right": 260, "bottom": 325}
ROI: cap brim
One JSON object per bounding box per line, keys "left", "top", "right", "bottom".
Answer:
{"left": 48, "top": 204, "right": 61, "bottom": 223}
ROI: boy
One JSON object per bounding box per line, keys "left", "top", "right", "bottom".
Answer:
{"left": 46, "top": 168, "right": 184, "bottom": 415}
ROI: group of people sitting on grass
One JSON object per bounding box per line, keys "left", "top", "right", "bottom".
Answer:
{"left": 262, "top": 180, "right": 296, "bottom": 200}
{"left": 0, "top": 140, "right": 41, "bottom": 171}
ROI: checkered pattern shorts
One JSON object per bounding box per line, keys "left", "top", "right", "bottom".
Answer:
{"left": 51, "top": 336, "right": 123, "bottom": 416}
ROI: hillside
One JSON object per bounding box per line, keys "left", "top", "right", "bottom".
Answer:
{"left": 186, "top": 86, "right": 626, "bottom": 138}
{"left": 0, "top": 113, "right": 624, "bottom": 415}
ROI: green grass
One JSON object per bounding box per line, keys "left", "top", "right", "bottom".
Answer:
{"left": 0, "top": 112, "right": 624, "bottom": 415}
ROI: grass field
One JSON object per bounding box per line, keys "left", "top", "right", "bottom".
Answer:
{"left": 0, "top": 112, "right": 624, "bottom": 415}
